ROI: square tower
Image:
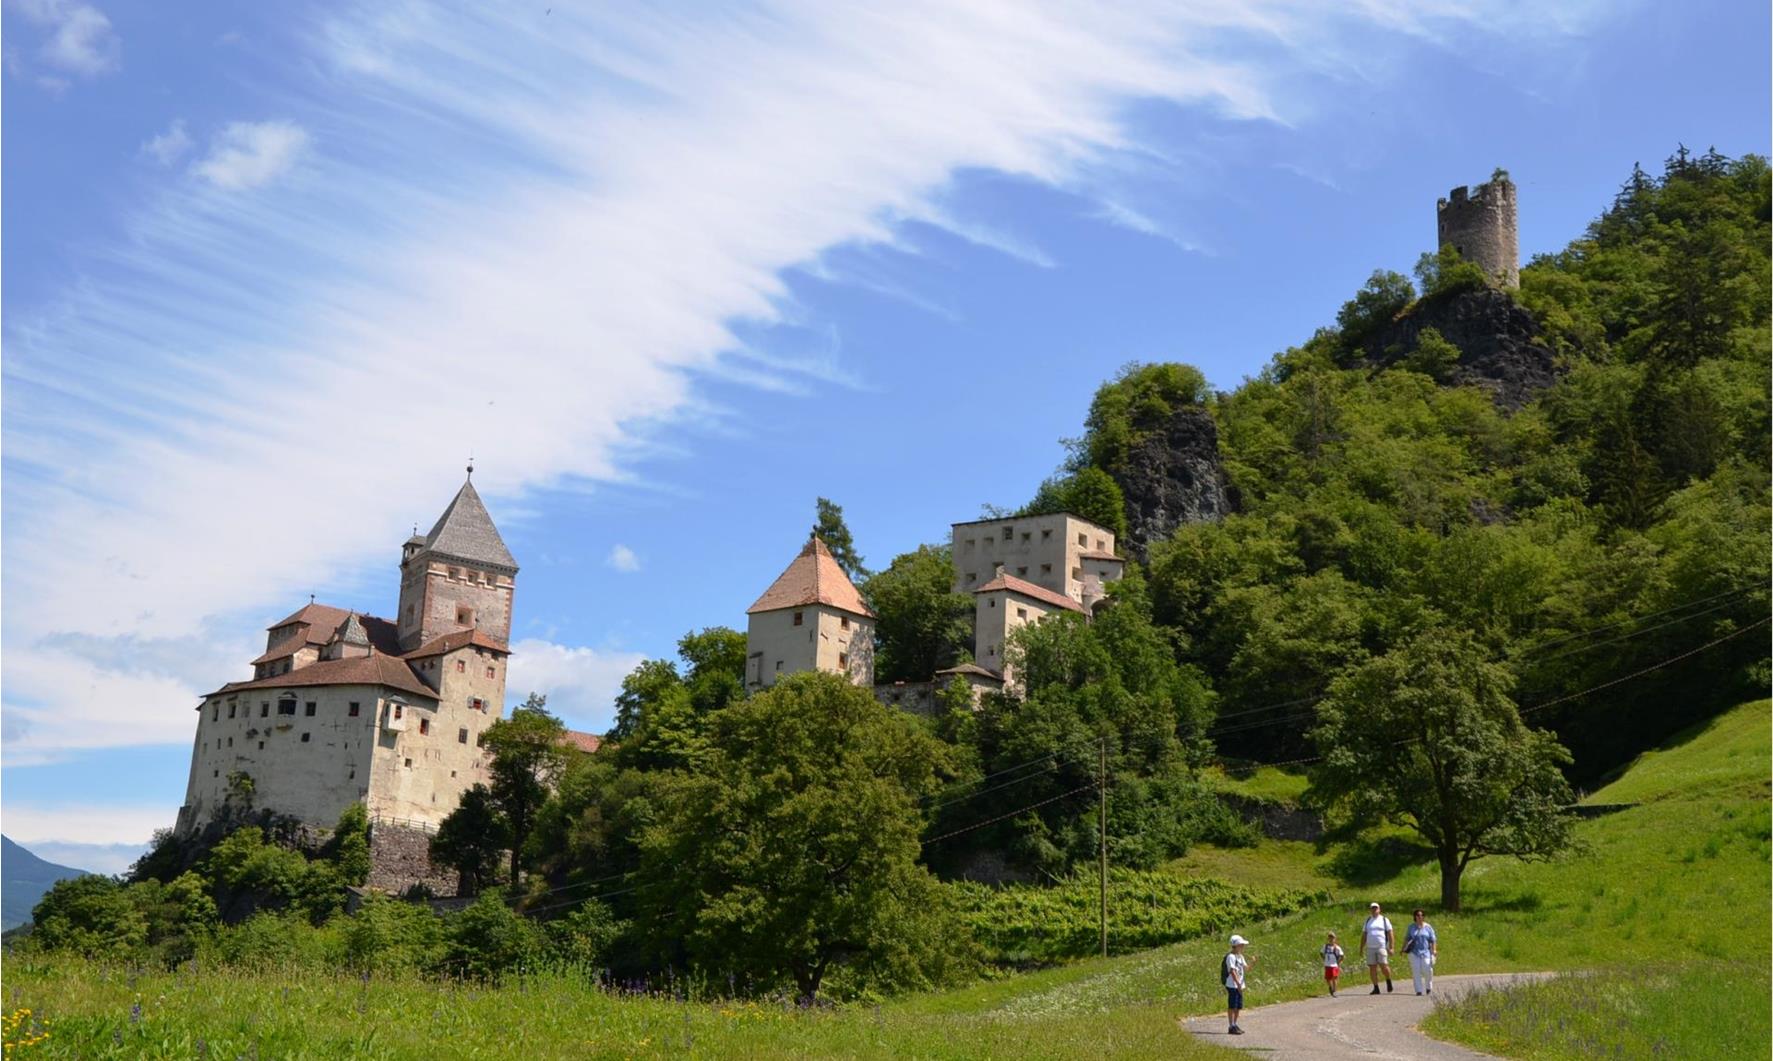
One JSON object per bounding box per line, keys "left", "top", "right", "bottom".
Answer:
{"left": 745, "top": 536, "right": 875, "bottom": 690}
{"left": 397, "top": 471, "right": 518, "bottom": 652}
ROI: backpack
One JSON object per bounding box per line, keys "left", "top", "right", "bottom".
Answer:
{"left": 1218, "top": 954, "right": 1231, "bottom": 985}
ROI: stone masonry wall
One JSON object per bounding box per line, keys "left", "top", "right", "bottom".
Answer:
{"left": 366, "top": 821, "right": 461, "bottom": 896}
{"left": 1436, "top": 176, "right": 1519, "bottom": 289}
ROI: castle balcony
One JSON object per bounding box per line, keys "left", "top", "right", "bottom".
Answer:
{"left": 381, "top": 697, "right": 411, "bottom": 732}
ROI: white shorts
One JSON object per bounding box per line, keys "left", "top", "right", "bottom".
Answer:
{"left": 1365, "top": 945, "right": 1388, "bottom": 965}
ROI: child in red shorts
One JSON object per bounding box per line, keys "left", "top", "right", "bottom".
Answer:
{"left": 1322, "top": 931, "right": 1344, "bottom": 996}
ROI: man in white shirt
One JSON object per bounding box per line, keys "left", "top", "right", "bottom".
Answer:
{"left": 1362, "top": 901, "right": 1394, "bottom": 994}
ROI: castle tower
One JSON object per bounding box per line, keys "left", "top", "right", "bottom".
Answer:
{"left": 396, "top": 467, "right": 518, "bottom": 652}
{"left": 1436, "top": 171, "right": 1519, "bottom": 289}
{"left": 745, "top": 535, "right": 875, "bottom": 690}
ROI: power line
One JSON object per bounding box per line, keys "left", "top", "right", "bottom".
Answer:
{"left": 1223, "top": 615, "right": 1770, "bottom": 771}
{"left": 922, "top": 783, "right": 1099, "bottom": 847}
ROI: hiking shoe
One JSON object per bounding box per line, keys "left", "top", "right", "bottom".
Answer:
{"left": 1228, "top": 1027, "right": 1244, "bottom": 1035}
{"left": 1370, "top": 987, "right": 1381, "bottom": 995}
{"left": 1386, "top": 982, "right": 1394, "bottom": 993}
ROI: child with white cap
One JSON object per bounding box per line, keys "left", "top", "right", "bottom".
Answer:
{"left": 1222, "top": 934, "right": 1254, "bottom": 1035}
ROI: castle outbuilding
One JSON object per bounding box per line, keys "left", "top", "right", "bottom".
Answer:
{"left": 744, "top": 535, "right": 876, "bottom": 691}
{"left": 1436, "top": 171, "right": 1520, "bottom": 289}
{"left": 177, "top": 471, "right": 536, "bottom": 840}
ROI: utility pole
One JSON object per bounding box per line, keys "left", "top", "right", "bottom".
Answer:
{"left": 1099, "top": 735, "right": 1108, "bottom": 959}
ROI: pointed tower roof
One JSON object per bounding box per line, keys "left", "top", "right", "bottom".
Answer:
{"left": 746, "top": 536, "right": 874, "bottom": 618}
{"left": 421, "top": 477, "right": 517, "bottom": 571}
{"left": 333, "top": 613, "right": 372, "bottom": 647}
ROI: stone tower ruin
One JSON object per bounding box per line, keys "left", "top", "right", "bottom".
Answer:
{"left": 1436, "top": 171, "right": 1519, "bottom": 289}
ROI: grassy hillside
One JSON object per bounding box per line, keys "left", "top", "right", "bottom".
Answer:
{"left": 1, "top": 837, "right": 88, "bottom": 932}
{"left": 5, "top": 701, "right": 1766, "bottom": 1058}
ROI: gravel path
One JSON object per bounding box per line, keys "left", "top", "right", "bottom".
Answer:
{"left": 1184, "top": 972, "right": 1553, "bottom": 1060}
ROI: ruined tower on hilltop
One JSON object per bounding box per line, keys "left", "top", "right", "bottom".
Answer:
{"left": 1436, "top": 170, "right": 1519, "bottom": 289}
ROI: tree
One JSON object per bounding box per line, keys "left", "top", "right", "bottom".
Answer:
{"left": 481, "top": 693, "right": 568, "bottom": 886}
{"left": 1022, "top": 467, "right": 1129, "bottom": 539}
{"left": 609, "top": 659, "right": 682, "bottom": 742}
{"left": 1335, "top": 270, "right": 1415, "bottom": 350}
{"left": 636, "top": 672, "right": 968, "bottom": 1001}
{"left": 862, "top": 545, "right": 975, "bottom": 682}
{"left": 30, "top": 875, "right": 147, "bottom": 958}
{"left": 1080, "top": 362, "right": 1211, "bottom": 473}
{"left": 1308, "top": 630, "right": 1577, "bottom": 911}
{"left": 813, "top": 497, "right": 868, "bottom": 580}
{"left": 1401, "top": 327, "right": 1461, "bottom": 381}
{"left": 430, "top": 784, "right": 511, "bottom": 897}
{"left": 1415, "top": 245, "right": 1491, "bottom": 300}
{"left": 324, "top": 802, "right": 372, "bottom": 886}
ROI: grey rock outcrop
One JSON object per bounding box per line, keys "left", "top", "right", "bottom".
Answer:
{"left": 1365, "top": 287, "right": 1561, "bottom": 411}
{"left": 1115, "top": 405, "right": 1232, "bottom": 561}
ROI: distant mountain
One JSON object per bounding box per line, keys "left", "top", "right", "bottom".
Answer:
{"left": 2, "top": 835, "right": 92, "bottom": 930}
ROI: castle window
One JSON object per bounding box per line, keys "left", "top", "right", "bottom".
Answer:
{"left": 965, "top": 572, "right": 976, "bottom": 585}
{"left": 840, "top": 615, "right": 850, "bottom": 629}
{"left": 457, "top": 660, "right": 466, "bottom": 673}
{"left": 213, "top": 770, "right": 219, "bottom": 778}
{"left": 258, "top": 741, "right": 265, "bottom": 750}
{"left": 1022, "top": 533, "right": 1031, "bottom": 542}
{"left": 394, "top": 704, "right": 404, "bottom": 720}
{"left": 486, "top": 666, "right": 496, "bottom": 679}
{"left": 988, "top": 598, "right": 996, "bottom": 608}
{"left": 964, "top": 538, "right": 975, "bottom": 550}
{"left": 304, "top": 702, "right": 317, "bottom": 716}
{"left": 470, "top": 697, "right": 486, "bottom": 712}
{"left": 216, "top": 738, "right": 221, "bottom": 749}
{"left": 228, "top": 737, "right": 233, "bottom": 747}
{"left": 349, "top": 702, "right": 360, "bottom": 717}
{"left": 1042, "top": 529, "right": 1052, "bottom": 540}
{"left": 1002, "top": 525, "right": 1013, "bottom": 538}
{"left": 838, "top": 651, "right": 849, "bottom": 668}
{"left": 1017, "top": 566, "right": 1027, "bottom": 577}
{"left": 419, "top": 719, "right": 430, "bottom": 736}
{"left": 774, "top": 661, "right": 783, "bottom": 673}
{"left": 404, "top": 758, "right": 412, "bottom": 768}
{"left": 984, "top": 536, "right": 994, "bottom": 546}
{"left": 458, "top": 728, "right": 469, "bottom": 744}
{"left": 300, "top": 733, "right": 311, "bottom": 743}
{"left": 1017, "top": 608, "right": 1028, "bottom": 619}
{"left": 211, "top": 705, "right": 219, "bottom": 721}
{"left": 477, "top": 733, "right": 487, "bottom": 747}
{"left": 1071, "top": 567, "right": 1083, "bottom": 580}
{"left": 1096, "top": 539, "right": 1105, "bottom": 550}
{"left": 793, "top": 611, "right": 803, "bottom": 627}
{"left": 278, "top": 697, "right": 297, "bottom": 716}
{"left": 456, "top": 605, "right": 474, "bottom": 626}
{"left": 228, "top": 704, "right": 237, "bottom": 719}
{"left": 261, "top": 703, "right": 269, "bottom": 717}
{"left": 1041, "top": 563, "right": 1053, "bottom": 575}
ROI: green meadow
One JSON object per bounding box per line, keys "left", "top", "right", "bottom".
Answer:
{"left": 5, "top": 700, "right": 1767, "bottom": 1059}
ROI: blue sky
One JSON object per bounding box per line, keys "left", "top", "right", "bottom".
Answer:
{"left": 3, "top": 0, "right": 1767, "bottom": 869}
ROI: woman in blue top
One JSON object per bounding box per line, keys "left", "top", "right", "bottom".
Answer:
{"left": 1403, "top": 908, "right": 1438, "bottom": 995}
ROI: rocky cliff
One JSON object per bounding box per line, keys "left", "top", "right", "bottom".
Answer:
{"left": 1115, "top": 405, "right": 1232, "bottom": 560}
{"left": 1364, "top": 286, "right": 1561, "bottom": 411}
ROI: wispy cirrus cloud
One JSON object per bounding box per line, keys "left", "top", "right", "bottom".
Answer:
{"left": 2, "top": 0, "right": 1599, "bottom": 764}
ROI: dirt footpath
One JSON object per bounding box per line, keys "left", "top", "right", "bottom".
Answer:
{"left": 1184, "top": 972, "right": 1552, "bottom": 1060}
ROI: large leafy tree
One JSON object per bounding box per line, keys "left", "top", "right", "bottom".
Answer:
{"left": 636, "top": 672, "right": 967, "bottom": 1001}
{"left": 862, "top": 544, "right": 974, "bottom": 682}
{"left": 429, "top": 784, "right": 511, "bottom": 897}
{"left": 1021, "top": 467, "right": 1129, "bottom": 539}
{"left": 481, "top": 693, "right": 568, "bottom": 885}
{"left": 1308, "top": 630, "right": 1577, "bottom": 911}
{"left": 813, "top": 496, "right": 868, "bottom": 581}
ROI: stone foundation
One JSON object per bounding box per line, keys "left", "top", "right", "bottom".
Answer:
{"left": 366, "top": 821, "right": 460, "bottom": 896}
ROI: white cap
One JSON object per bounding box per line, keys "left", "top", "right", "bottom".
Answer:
{"left": 1229, "top": 934, "right": 1249, "bottom": 946}
{"left": 1369, "top": 901, "right": 1381, "bottom": 909}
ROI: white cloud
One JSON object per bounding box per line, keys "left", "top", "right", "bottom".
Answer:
{"left": 9, "top": 0, "right": 119, "bottom": 76}
{"left": 605, "top": 544, "right": 641, "bottom": 573}
{"left": 141, "top": 119, "right": 193, "bottom": 166}
{"left": 3, "top": 802, "right": 172, "bottom": 848}
{"left": 11, "top": 840, "right": 150, "bottom": 876}
{"left": 192, "top": 120, "right": 309, "bottom": 190}
{"left": 506, "top": 639, "right": 646, "bottom": 733}
{"left": 2, "top": 1, "right": 1598, "bottom": 765}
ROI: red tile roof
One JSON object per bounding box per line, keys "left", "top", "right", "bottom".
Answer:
{"left": 935, "top": 662, "right": 1005, "bottom": 682}
{"left": 973, "top": 572, "right": 1086, "bottom": 613}
{"left": 205, "top": 653, "right": 436, "bottom": 700}
{"left": 1079, "top": 549, "right": 1123, "bottom": 562}
{"left": 746, "top": 536, "right": 875, "bottom": 618}
{"left": 404, "top": 628, "right": 510, "bottom": 660}
{"left": 253, "top": 606, "right": 403, "bottom": 663}
{"left": 267, "top": 602, "right": 352, "bottom": 632}
{"left": 560, "top": 730, "right": 602, "bottom": 755}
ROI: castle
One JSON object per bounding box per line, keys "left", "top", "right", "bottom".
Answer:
{"left": 747, "top": 511, "right": 1125, "bottom": 713}
{"left": 174, "top": 469, "right": 597, "bottom": 839}
{"left": 1436, "top": 171, "right": 1519, "bottom": 289}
